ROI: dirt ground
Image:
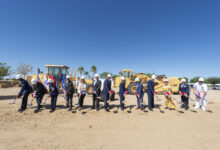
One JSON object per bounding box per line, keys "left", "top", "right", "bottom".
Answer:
{"left": 0, "top": 87, "right": 220, "bottom": 150}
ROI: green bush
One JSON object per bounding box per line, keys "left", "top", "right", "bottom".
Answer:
{"left": 206, "top": 77, "right": 220, "bottom": 84}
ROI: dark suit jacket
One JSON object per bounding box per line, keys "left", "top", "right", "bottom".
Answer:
{"left": 102, "top": 79, "right": 111, "bottom": 94}
{"left": 93, "top": 79, "right": 101, "bottom": 96}
{"left": 119, "top": 82, "right": 126, "bottom": 97}
{"left": 65, "top": 80, "right": 74, "bottom": 95}
{"left": 35, "top": 82, "right": 47, "bottom": 98}
{"left": 49, "top": 83, "right": 59, "bottom": 97}
{"left": 179, "top": 83, "right": 190, "bottom": 96}
{"left": 18, "top": 79, "right": 32, "bottom": 96}
{"left": 136, "top": 82, "right": 144, "bottom": 97}
{"left": 147, "top": 80, "right": 154, "bottom": 94}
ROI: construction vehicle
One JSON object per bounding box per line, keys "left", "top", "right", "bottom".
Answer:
{"left": 25, "top": 65, "right": 70, "bottom": 91}
{"left": 113, "top": 69, "right": 181, "bottom": 95}
{"left": 25, "top": 65, "right": 94, "bottom": 93}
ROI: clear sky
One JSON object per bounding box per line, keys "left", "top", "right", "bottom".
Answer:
{"left": 0, "top": 0, "right": 219, "bottom": 79}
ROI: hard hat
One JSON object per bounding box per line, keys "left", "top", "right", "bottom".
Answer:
{"left": 31, "top": 78, "right": 38, "bottom": 84}
{"left": 121, "top": 77, "right": 125, "bottom": 80}
{"left": 164, "top": 79, "right": 169, "bottom": 82}
{"left": 47, "top": 79, "right": 53, "bottom": 83}
{"left": 152, "top": 75, "right": 156, "bottom": 79}
{"left": 199, "top": 77, "right": 204, "bottom": 82}
{"left": 81, "top": 76, "right": 85, "bottom": 80}
{"left": 16, "top": 74, "right": 22, "bottom": 79}
{"left": 107, "top": 74, "right": 112, "bottom": 78}
{"left": 135, "top": 78, "right": 140, "bottom": 82}
{"left": 95, "top": 74, "right": 99, "bottom": 77}
{"left": 66, "top": 75, "right": 71, "bottom": 79}
{"left": 181, "top": 78, "right": 186, "bottom": 82}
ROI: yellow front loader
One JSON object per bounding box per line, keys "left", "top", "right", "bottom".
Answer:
{"left": 114, "top": 69, "right": 181, "bottom": 95}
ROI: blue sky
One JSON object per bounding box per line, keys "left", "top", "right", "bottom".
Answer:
{"left": 0, "top": 0, "right": 219, "bottom": 79}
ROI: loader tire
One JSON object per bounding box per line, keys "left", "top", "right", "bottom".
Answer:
{"left": 128, "top": 82, "right": 136, "bottom": 95}
{"left": 86, "top": 84, "right": 93, "bottom": 95}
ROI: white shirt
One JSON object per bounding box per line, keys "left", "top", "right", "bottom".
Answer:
{"left": 93, "top": 80, "right": 97, "bottom": 86}
{"left": 193, "top": 82, "right": 208, "bottom": 99}
{"left": 77, "top": 82, "right": 87, "bottom": 94}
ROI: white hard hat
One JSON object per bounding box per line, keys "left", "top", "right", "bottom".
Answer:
{"left": 47, "top": 79, "right": 53, "bottom": 83}
{"left": 66, "top": 75, "right": 71, "bottom": 79}
{"left": 152, "top": 75, "right": 156, "bottom": 79}
{"left": 31, "top": 78, "right": 38, "bottom": 84}
{"left": 181, "top": 78, "right": 186, "bottom": 82}
{"left": 121, "top": 77, "right": 125, "bottom": 80}
{"left": 199, "top": 77, "right": 204, "bottom": 82}
{"left": 95, "top": 74, "right": 99, "bottom": 77}
{"left": 81, "top": 76, "right": 85, "bottom": 80}
{"left": 107, "top": 74, "right": 112, "bottom": 78}
{"left": 164, "top": 79, "right": 169, "bottom": 82}
{"left": 16, "top": 74, "right": 22, "bottom": 79}
{"left": 135, "top": 78, "right": 140, "bottom": 82}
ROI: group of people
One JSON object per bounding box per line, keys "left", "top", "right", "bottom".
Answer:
{"left": 14, "top": 73, "right": 208, "bottom": 113}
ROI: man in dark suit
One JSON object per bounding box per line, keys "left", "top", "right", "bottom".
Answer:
{"left": 48, "top": 79, "right": 59, "bottom": 113}
{"left": 179, "top": 78, "right": 190, "bottom": 110}
{"left": 102, "top": 74, "right": 112, "bottom": 111}
{"left": 92, "top": 74, "right": 102, "bottom": 111}
{"left": 16, "top": 74, "right": 32, "bottom": 112}
{"left": 65, "top": 75, "right": 75, "bottom": 111}
{"left": 147, "top": 75, "right": 156, "bottom": 111}
{"left": 31, "top": 78, "right": 47, "bottom": 113}
{"left": 119, "top": 77, "right": 126, "bottom": 111}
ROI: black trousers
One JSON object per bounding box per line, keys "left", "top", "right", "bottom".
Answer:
{"left": 66, "top": 94, "right": 73, "bottom": 109}
{"left": 103, "top": 93, "right": 110, "bottom": 109}
{"left": 79, "top": 94, "right": 86, "bottom": 108}
{"left": 51, "top": 96, "right": 57, "bottom": 110}
{"left": 181, "top": 96, "right": 189, "bottom": 107}
{"left": 147, "top": 92, "right": 154, "bottom": 109}
{"left": 21, "top": 93, "right": 30, "bottom": 110}
{"left": 92, "top": 93, "right": 100, "bottom": 110}
{"left": 119, "top": 95, "right": 125, "bottom": 110}
{"left": 36, "top": 95, "right": 44, "bottom": 110}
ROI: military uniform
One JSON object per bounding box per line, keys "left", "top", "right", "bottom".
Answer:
{"left": 194, "top": 82, "right": 208, "bottom": 111}
{"left": 179, "top": 83, "right": 190, "bottom": 109}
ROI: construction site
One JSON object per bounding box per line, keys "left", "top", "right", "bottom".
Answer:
{"left": 0, "top": 64, "right": 219, "bottom": 150}
{"left": 1, "top": 0, "right": 220, "bottom": 150}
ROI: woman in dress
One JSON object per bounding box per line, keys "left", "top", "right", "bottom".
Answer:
{"left": 162, "top": 79, "right": 176, "bottom": 110}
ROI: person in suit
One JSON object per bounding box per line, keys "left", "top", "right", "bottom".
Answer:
{"left": 48, "top": 79, "right": 59, "bottom": 113}
{"left": 103, "top": 74, "right": 112, "bottom": 111}
{"left": 77, "top": 76, "right": 87, "bottom": 110}
{"left": 147, "top": 75, "right": 156, "bottom": 111}
{"left": 135, "top": 78, "right": 144, "bottom": 110}
{"left": 119, "top": 77, "right": 126, "bottom": 111}
{"left": 16, "top": 74, "right": 32, "bottom": 112}
{"left": 92, "top": 74, "right": 101, "bottom": 111}
{"left": 179, "top": 78, "right": 190, "bottom": 110}
{"left": 65, "top": 75, "right": 75, "bottom": 111}
{"left": 31, "top": 78, "right": 47, "bottom": 113}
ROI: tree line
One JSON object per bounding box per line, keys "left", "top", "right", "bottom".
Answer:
{"left": 1, "top": 61, "right": 220, "bottom": 84}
